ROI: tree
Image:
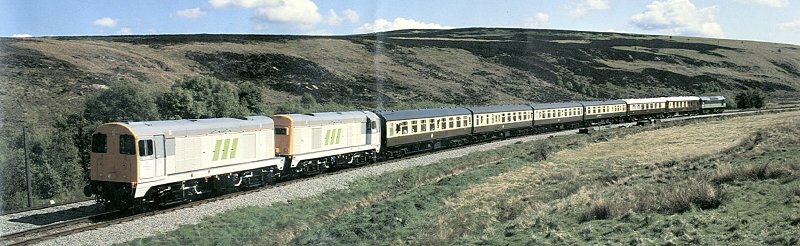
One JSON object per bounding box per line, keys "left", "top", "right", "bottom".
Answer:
{"left": 158, "top": 76, "right": 251, "bottom": 119}
{"left": 237, "top": 81, "right": 269, "bottom": 115}
{"left": 300, "top": 92, "right": 318, "bottom": 110}
{"left": 83, "top": 81, "right": 159, "bottom": 123}
{"left": 735, "top": 90, "right": 766, "bottom": 109}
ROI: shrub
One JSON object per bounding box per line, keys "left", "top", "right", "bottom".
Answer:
{"left": 658, "top": 181, "right": 720, "bottom": 214}
{"left": 584, "top": 200, "right": 614, "bottom": 221}
{"left": 84, "top": 81, "right": 159, "bottom": 122}
{"left": 712, "top": 162, "right": 793, "bottom": 184}
{"left": 735, "top": 90, "right": 766, "bottom": 109}
{"left": 157, "top": 76, "right": 252, "bottom": 119}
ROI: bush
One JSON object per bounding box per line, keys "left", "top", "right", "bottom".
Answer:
{"left": 158, "top": 76, "right": 262, "bottom": 119}
{"left": 712, "top": 162, "right": 793, "bottom": 184}
{"left": 658, "top": 181, "right": 720, "bottom": 214}
{"left": 735, "top": 90, "right": 766, "bottom": 109}
{"left": 84, "top": 81, "right": 160, "bottom": 122}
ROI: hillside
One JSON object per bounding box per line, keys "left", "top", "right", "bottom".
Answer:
{"left": 2, "top": 28, "right": 800, "bottom": 125}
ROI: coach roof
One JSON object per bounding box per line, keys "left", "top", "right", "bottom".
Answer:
{"left": 467, "top": 104, "right": 533, "bottom": 114}
{"left": 377, "top": 107, "right": 472, "bottom": 121}
{"left": 529, "top": 102, "right": 583, "bottom": 110}
{"left": 578, "top": 100, "right": 626, "bottom": 106}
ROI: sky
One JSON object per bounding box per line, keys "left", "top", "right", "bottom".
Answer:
{"left": 1, "top": 0, "right": 799, "bottom": 45}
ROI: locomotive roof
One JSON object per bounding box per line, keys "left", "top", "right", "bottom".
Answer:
{"left": 529, "top": 102, "right": 583, "bottom": 110}
{"left": 276, "top": 111, "right": 374, "bottom": 127}
{"left": 578, "top": 100, "right": 626, "bottom": 106}
{"left": 621, "top": 98, "right": 668, "bottom": 104}
{"left": 467, "top": 104, "right": 533, "bottom": 114}
{"left": 377, "top": 107, "right": 471, "bottom": 121}
{"left": 699, "top": 95, "right": 726, "bottom": 100}
{"left": 123, "top": 116, "right": 274, "bottom": 137}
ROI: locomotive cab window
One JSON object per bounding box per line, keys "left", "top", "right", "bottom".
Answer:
{"left": 91, "top": 133, "right": 107, "bottom": 153}
{"left": 138, "top": 139, "right": 154, "bottom": 157}
{"left": 119, "top": 134, "right": 135, "bottom": 155}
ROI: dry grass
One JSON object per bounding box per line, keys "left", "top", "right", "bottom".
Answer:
{"left": 712, "top": 162, "right": 796, "bottom": 184}
{"left": 583, "top": 180, "right": 720, "bottom": 221}
{"left": 552, "top": 111, "right": 800, "bottom": 166}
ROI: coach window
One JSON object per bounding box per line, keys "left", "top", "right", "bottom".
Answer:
{"left": 449, "top": 117, "right": 454, "bottom": 128}
{"left": 119, "top": 134, "right": 135, "bottom": 155}
{"left": 441, "top": 119, "right": 447, "bottom": 129}
{"left": 91, "top": 133, "right": 107, "bottom": 153}
{"left": 463, "top": 116, "right": 468, "bottom": 126}
{"left": 138, "top": 139, "right": 153, "bottom": 157}
{"left": 401, "top": 122, "right": 409, "bottom": 134}
{"left": 421, "top": 120, "right": 427, "bottom": 132}
{"left": 275, "top": 128, "right": 288, "bottom": 135}
{"left": 411, "top": 120, "right": 418, "bottom": 133}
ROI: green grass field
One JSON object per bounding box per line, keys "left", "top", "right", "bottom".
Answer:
{"left": 123, "top": 111, "right": 800, "bottom": 245}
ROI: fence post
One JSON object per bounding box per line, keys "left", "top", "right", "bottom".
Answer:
{"left": 23, "top": 127, "right": 32, "bottom": 208}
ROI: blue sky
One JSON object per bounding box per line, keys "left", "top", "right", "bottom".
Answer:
{"left": 1, "top": 0, "right": 799, "bottom": 45}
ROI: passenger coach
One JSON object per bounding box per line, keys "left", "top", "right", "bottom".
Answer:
{"left": 467, "top": 104, "right": 534, "bottom": 140}
{"left": 376, "top": 108, "right": 472, "bottom": 157}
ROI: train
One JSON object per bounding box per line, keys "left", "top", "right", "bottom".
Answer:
{"left": 84, "top": 95, "right": 726, "bottom": 209}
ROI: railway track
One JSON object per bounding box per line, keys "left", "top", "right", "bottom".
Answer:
{"left": 4, "top": 106, "right": 797, "bottom": 245}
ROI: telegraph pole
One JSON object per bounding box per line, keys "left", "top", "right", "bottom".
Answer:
{"left": 23, "top": 127, "right": 32, "bottom": 208}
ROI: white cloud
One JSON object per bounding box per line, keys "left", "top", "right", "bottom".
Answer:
{"left": 342, "top": 9, "right": 359, "bottom": 23}
{"left": 93, "top": 17, "right": 119, "bottom": 28}
{"left": 326, "top": 9, "right": 341, "bottom": 25}
{"left": 209, "top": 0, "right": 323, "bottom": 26}
{"left": 325, "top": 9, "right": 359, "bottom": 26}
{"left": 175, "top": 8, "right": 207, "bottom": 19}
{"left": 253, "top": 0, "right": 322, "bottom": 25}
{"left": 117, "top": 27, "right": 132, "bottom": 35}
{"left": 12, "top": 34, "right": 33, "bottom": 38}
{"left": 209, "top": 0, "right": 276, "bottom": 8}
{"left": 735, "top": 0, "right": 789, "bottom": 8}
{"left": 355, "top": 17, "right": 451, "bottom": 33}
{"left": 525, "top": 12, "right": 550, "bottom": 28}
{"left": 778, "top": 19, "right": 800, "bottom": 30}
{"left": 630, "top": 0, "right": 724, "bottom": 38}
{"left": 569, "top": 0, "right": 609, "bottom": 17}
